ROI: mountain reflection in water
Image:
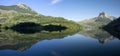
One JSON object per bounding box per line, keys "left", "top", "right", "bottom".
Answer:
{"left": 0, "top": 28, "right": 78, "bottom": 51}
{"left": 79, "top": 28, "right": 120, "bottom": 44}
{"left": 0, "top": 27, "right": 120, "bottom": 56}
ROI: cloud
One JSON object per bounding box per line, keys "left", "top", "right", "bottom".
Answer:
{"left": 51, "top": 0, "right": 62, "bottom": 5}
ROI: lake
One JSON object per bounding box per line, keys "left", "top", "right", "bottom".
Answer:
{"left": 0, "top": 28, "right": 120, "bottom": 56}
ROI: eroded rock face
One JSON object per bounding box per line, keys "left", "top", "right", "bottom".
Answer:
{"left": 98, "top": 11, "right": 115, "bottom": 20}
{"left": 17, "top": 3, "right": 30, "bottom": 10}
{"left": 98, "top": 11, "right": 107, "bottom": 17}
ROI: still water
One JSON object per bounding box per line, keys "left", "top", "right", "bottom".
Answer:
{"left": 0, "top": 29, "right": 120, "bottom": 56}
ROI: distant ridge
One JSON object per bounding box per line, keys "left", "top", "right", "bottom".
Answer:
{"left": 0, "top": 3, "right": 37, "bottom": 14}
{"left": 79, "top": 12, "right": 116, "bottom": 29}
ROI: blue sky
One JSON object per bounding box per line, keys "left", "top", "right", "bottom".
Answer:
{"left": 0, "top": 0, "right": 120, "bottom": 21}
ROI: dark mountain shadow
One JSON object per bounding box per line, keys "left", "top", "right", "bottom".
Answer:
{"left": 103, "top": 17, "right": 120, "bottom": 39}
{"left": 43, "top": 24, "right": 67, "bottom": 32}
{"left": 10, "top": 22, "right": 43, "bottom": 34}
{"left": 10, "top": 22, "right": 67, "bottom": 34}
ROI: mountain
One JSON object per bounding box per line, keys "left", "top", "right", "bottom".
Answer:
{"left": 79, "top": 12, "right": 116, "bottom": 29}
{"left": 97, "top": 11, "right": 116, "bottom": 20}
{"left": 0, "top": 3, "right": 37, "bottom": 14}
{"left": 0, "top": 4, "right": 81, "bottom": 32}
{"left": 103, "top": 17, "right": 120, "bottom": 38}
{"left": 0, "top": 3, "right": 38, "bottom": 25}
{"left": 0, "top": 4, "right": 81, "bottom": 51}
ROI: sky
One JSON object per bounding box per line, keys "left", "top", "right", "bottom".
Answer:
{"left": 0, "top": 0, "right": 120, "bottom": 21}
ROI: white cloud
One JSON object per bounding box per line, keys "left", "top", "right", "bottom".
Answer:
{"left": 51, "top": 0, "right": 62, "bottom": 5}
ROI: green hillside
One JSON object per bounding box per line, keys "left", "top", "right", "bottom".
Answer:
{"left": 0, "top": 4, "right": 37, "bottom": 14}
{"left": 0, "top": 4, "right": 81, "bottom": 32}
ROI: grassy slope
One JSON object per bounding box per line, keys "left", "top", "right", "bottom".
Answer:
{"left": 79, "top": 17, "right": 112, "bottom": 30}
{"left": 0, "top": 4, "right": 82, "bottom": 32}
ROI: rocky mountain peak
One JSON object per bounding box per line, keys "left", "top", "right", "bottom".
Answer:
{"left": 17, "top": 3, "right": 30, "bottom": 10}
{"left": 98, "top": 11, "right": 108, "bottom": 18}
{"left": 98, "top": 11, "right": 116, "bottom": 20}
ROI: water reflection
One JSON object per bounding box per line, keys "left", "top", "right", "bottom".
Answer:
{"left": 0, "top": 29, "right": 78, "bottom": 52}
{"left": 0, "top": 34, "right": 120, "bottom": 56}
{"left": 0, "top": 25, "right": 120, "bottom": 56}
{"left": 79, "top": 29, "right": 119, "bottom": 44}
{"left": 103, "top": 28, "right": 120, "bottom": 39}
